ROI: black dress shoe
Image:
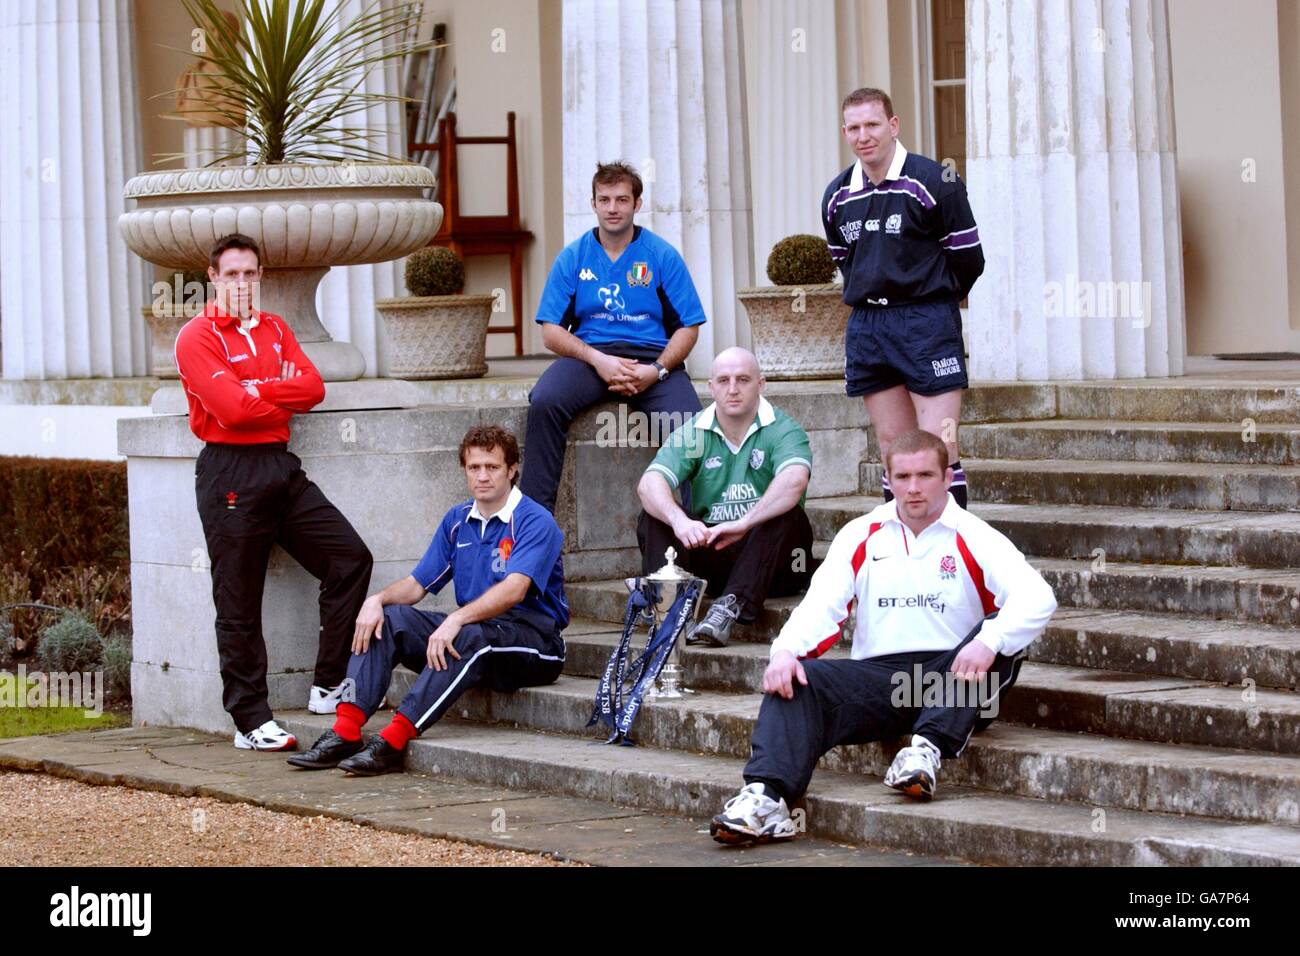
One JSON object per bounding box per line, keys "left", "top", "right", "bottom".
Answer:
{"left": 337, "top": 736, "right": 405, "bottom": 776}
{"left": 286, "top": 730, "right": 364, "bottom": 770}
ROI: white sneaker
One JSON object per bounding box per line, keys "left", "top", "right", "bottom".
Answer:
{"left": 234, "top": 720, "right": 298, "bottom": 752}
{"left": 883, "top": 734, "right": 942, "bottom": 799}
{"left": 308, "top": 683, "right": 348, "bottom": 715}
{"left": 710, "top": 782, "right": 798, "bottom": 845}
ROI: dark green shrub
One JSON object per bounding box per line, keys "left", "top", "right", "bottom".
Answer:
{"left": 0, "top": 457, "right": 130, "bottom": 593}
{"left": 0, "top": 619, "right": 14, "bottom": 668}
{"left": 766, "top": 234, "right": 837, "bottom": 286}
{"left": 36, "top": 614, "right": 104, "bottom": 674}
{"left": 102, "top": 635, "right": 133, "bottom": 702}
{"left": 405, "top": 246, "right": 465, "bottom": 297}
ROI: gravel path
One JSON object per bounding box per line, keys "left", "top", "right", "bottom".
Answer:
{"left": 0, "top": 770, "right": 574, "bottom": 866}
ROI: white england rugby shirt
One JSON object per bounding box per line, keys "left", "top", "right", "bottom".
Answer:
{"left": 771, "top": 495, "right": 1057, "bottom": 661}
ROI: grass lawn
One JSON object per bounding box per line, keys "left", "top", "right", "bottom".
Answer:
{"left": 0, "top": 671, "right": 129, "bottom": 738}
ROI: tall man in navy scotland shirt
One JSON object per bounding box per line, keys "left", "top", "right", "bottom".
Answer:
{"left": 288, "top": 425, "right": 568, "bottom": 775}
{"left": 823, "top": 88, "right": 984, "bottom": 509}
{"left": 521, "top": 161, "right": 708, "bottom": 512}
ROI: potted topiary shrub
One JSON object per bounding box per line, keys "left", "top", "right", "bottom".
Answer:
{"left": 736, "top": 234, "right": 850, "bottom": 380}
{"left": 375, "top": 246, "right": 496, "bottom": 379}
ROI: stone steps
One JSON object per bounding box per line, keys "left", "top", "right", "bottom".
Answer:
{"left": 959, "top": 419, "right": 1300, "bottom": 465}
{"left": 861, "top": 458, "right": 1300, "bottom": 511}
{"left": 278, "top": 712, "right": 1300, "bottom": 866}
{"left": 408, "top": 673, "right": 1300, "bottom": 825}
{"left": 1052, "top": 381, "right": 1300, "bottom": 424}
{"left": 806, "top": 495, "right": 1300, "bottom": 569}
{"left": 563, "top": 607, "right": 1300, "bottom": 690}
{"left": 554, "top": 626, "right": 1300, "bottom": 754}
{"left": 569, "top": 552, "right": 1300, "bottom": 645}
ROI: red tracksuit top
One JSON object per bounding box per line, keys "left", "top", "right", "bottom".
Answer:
{"left": 174, "top": 302, "right": 326, "bottom": 444}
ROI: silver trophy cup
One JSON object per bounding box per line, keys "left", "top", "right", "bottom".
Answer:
{"left": 639, "top": 547, "right": 706, "bottom": 699}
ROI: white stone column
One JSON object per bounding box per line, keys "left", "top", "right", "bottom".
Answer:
{"left": 313, "top": 0, "right": 405, "bottom": 379}
{"left": 0, "top": 0, "right": 147, "bottom": 380}
{"left": 966, "top": 0, "right": 1186, "bottom": 380}
{"left": 741, "top": 0, "right": 844, "bottom": 285}
{"left": 563, "top": 0, "right": 753, "bottom": 370}
{"left": 181, "top": 125, "right": 242, "bottom": 167}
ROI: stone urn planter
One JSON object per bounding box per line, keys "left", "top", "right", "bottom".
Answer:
{"left": 375, "top": 295, "right": 496, "bottom": 379}
{"left": 737, "top": 284, "right": 850, "bottom": 380}
{"left": 118, "top": 162, "right": 442, "bottom": 380}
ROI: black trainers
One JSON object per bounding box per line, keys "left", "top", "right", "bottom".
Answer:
{"left": 286, "top": 730, "right": 364, "bottom": 770}
{"left": 337, "top": 736, "right": 405, "bottom": 776}
{"left": 687, "top": 594, "right": 743, "bottom": 647}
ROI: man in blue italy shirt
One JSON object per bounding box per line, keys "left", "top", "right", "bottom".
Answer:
{"left": 520, "top": 161, "right": 708, "bottom": 512}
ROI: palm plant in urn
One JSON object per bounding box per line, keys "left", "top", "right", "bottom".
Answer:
{"left": 736, "top": 234, "right": 850, "bottom": 380}
{"left": 117, "top": 0, "right": 442, "bottom": 381}
{"left": 377, "top": 247, "right": 495, "bottom": 379}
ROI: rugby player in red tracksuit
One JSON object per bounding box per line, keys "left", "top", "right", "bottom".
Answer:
{"left": 711, "top": 429, "right": 1056, "bottom": 846}
{"left": 174, "top": 233, "right": 373, "bottom": 752}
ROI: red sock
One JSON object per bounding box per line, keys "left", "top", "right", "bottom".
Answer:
{"left": 333, "top": 702, "right": 365, "bottom": 742}
{"left": 379, "top": 713, "right": 417, "bottom": 751}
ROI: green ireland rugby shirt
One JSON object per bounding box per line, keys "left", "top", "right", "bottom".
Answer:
{"left": 646, "top": 397, "right": 813, "bottom": 525}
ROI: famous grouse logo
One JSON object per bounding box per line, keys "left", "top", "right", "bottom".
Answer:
{"left": 939, "top": 554, "right": 957, "bottom": 580}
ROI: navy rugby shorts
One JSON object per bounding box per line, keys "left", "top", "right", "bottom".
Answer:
{"left": 844, "top": 300, "right": 968, "bottom": 398}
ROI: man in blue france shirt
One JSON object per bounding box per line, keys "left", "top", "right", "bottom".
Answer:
{"left": 520, "top": 161, "right": 708, "bottom": 512}
{"left": 288, "top": 425, "right": 568, "bottom": 775}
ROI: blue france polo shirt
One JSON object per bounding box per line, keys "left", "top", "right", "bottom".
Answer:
{"left": 535, "top": 225, "right": 708, "bottom": 350}
{"left": 411, "top": 486, "right": 569, "bottom": 629}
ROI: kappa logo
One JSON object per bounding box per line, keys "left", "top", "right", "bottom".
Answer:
{"left": 864, "top": 218, "right": 880, "bottom": 232}
{"left": 885, "top": 213, "right": 902, "bottom": 235}
{"left": 578, "top": 268, "right": 597, "bottom": 281}
{"left": 703, "top": 455, "right": 723, "bottom": 470}
{"left": 749, "top": 448, "right": 765, "bottom": 470}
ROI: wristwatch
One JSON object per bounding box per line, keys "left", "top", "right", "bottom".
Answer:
{"left": 652, "top": 360, "right": 669, "bottom": 382}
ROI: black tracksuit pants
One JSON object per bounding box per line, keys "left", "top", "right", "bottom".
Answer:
{"left": 637, "top": 506, "right": 814, "bottom": 620}
{"left": 195, "top": 443, "right": 373, "bottom": 733}
{"left": 743, "top": 619, "right": 1026, "bottom": 802}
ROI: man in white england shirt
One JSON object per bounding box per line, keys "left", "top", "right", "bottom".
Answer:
{"left": 710, "top": 428, "right": 1057, "bottom": 846}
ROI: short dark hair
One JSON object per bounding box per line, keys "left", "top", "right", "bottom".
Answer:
{"left": 459, "top": 425, "right": 521, "bottom": 485}
{"left": 884, "top": 428, "right": 949, "bottom": 474}
{"left": 841, "top": 87, "right": 895, "bottom": 120}
{"left": 209, "top": 233, "right": 262, "bottom": 272}
{"left": 592, "top": 161, "right": 643, "bottom": 201}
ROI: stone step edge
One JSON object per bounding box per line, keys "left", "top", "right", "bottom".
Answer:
{"left": 278, "top": 713, "right": 1300, "bottom": 867}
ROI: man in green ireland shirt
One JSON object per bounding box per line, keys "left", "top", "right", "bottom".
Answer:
{"left": 637, "top": 347, "right": 814, "bottom": 647}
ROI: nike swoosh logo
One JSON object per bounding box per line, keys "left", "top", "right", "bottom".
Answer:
{"left": 456, "top": 542, "right": 472, "bottom": 548}
{"left": 871, "top": 555, "right": 889, "bottom": 561}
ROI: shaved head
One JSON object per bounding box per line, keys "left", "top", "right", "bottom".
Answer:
{"left": 711, "top": 347, "right": 761, "bottom": 379}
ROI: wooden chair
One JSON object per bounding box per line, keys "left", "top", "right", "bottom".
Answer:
{"left": 410, "top": 111, "right": 534, "bottom": 356}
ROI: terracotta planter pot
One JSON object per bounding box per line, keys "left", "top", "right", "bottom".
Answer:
{"left": 737, "top": 284, "right": 849, "bottom": 380}
{"left": 375, "top": 295, "right": 497, "bottom": 379}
